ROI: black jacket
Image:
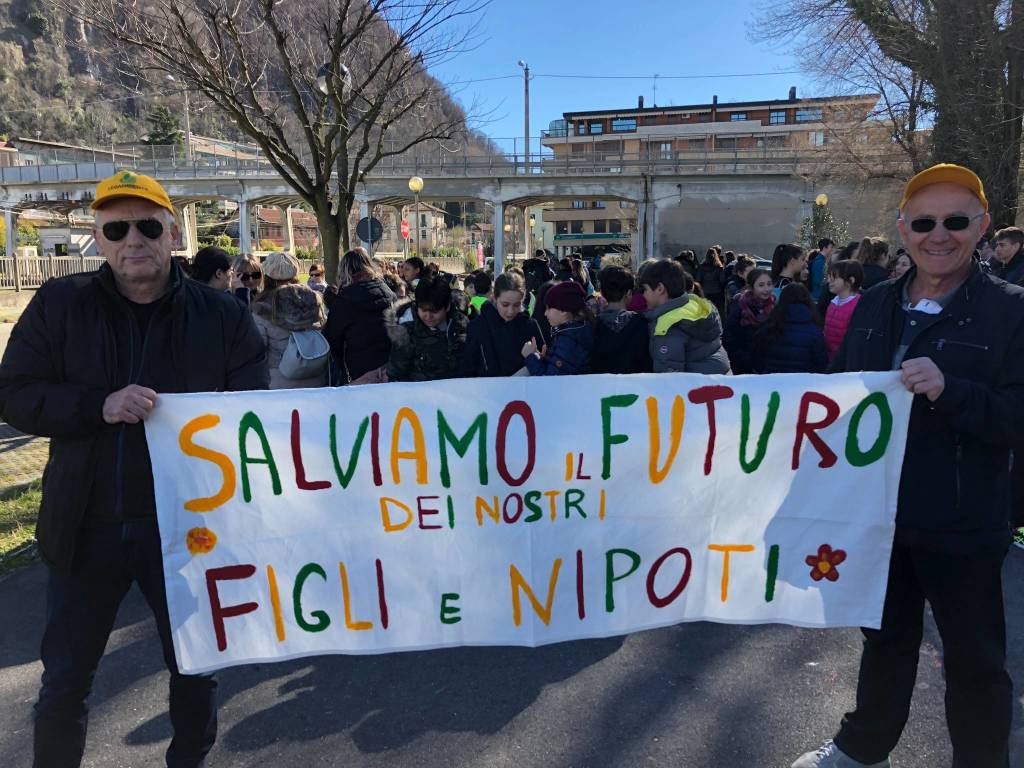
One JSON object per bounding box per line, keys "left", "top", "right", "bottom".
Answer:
{"left": 993, "top": 251, "right": 1024, "bottom": 287}
{"left": 697, "top": 263, "right": 727, "bottom": 299}
{"left": 861, "top": 262, "right": 889, "bottom": 290}
{"left": 830, "top": 265, "right": 1024, "bottom": 553}
{"left": 322, "top": 277, "right": 395, "bottom": 381}
{"left": 591, "top": 308, "right": 653, "bottom": 374}
{"left": 752, "top": 304, "right": 827, "bottom": 374}
{"left": 0, "top": 262, "right": 269, "bottom": 571}
{"left": 461, "top": 302, "right": 543, "bottom": 377}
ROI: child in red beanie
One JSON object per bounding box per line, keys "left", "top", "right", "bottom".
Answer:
{"left": 521, "top": 280, "right": 593, "bottom": 375}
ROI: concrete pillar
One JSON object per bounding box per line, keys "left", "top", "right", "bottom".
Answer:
{"left": 177, "top": 203, "right": 198, "bottom": 257}
{"left": 238, "top": 198, "right": 251, "bottom": 254}
{"left": 492, "top": 200, "right": 504, "bottom": 274}
{"left": 280, "top": 205, "right": 294, "bottom": 253}
{"left": 5, "top": 208, "right": 18, "bottom": 291}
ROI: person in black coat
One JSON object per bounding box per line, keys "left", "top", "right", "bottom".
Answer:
{"left": 323, "top": 249, "right": 395, "bottom": 384}
{"left": 697, "top": 247, "right": 727, "bottom": 314}
{"left": 590, "top": 265, "right": 652, "bottom": 374}
{"left": 794, "top": 164, "right": 1024, "bottom": 768}
{"left": 0, "top": 173, "right": 269, "bottom": 768}
{"left": 751, "top": 283, "right": 827, "bottom": 373}
{"left": 461, "top": 271, "right": 543, "bottom": 377}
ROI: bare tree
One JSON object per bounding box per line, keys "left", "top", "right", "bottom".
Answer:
{"left": 755, "top": 0, "right": 1024, "bottom": 227}
{"left": 753, "top": 1, "right": 931, "bottom": 174}
{"left": 58, "top": 0, "right": 488, "bottom": 280}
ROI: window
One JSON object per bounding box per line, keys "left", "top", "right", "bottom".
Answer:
{"left": 730, "top": 112, "right": 747, "bottom": 122}
{"left": 619, "top": 200, "right": 636, "bottom": 209}
{"left": 759, "top": 135, "right": 787, "bottom": 149}
{"left": 659, "top": 141, "right": 673, "bottom": 160}
{"left": 577, "top": 121, "right": 585, "bottom": 135}
{"left": 571, "top": 200, "right": 587, "bottom": 209}
{"left": 610, "top": 219, "right": 622, "bottom": 233}
{"left": 556, "top": 221, "right": 568, "bottom": 235}
{"left": 420, "top": 214, "right": 428, "bottom": 226}
{"left": 571, "top": 220, "right": 584, "bottom": 234}
{"left": 687, "top": 138, "right": 707, "bottom": 150}
{"left": 796, "top": 108, "right": 823, "bottom": 122}
{"left": 640, "top": 115, "right": 660, "bottom": 127}
{"left": 588, "top": 121, "right": 604, "bottom": 135}
{"left": 717, "top": 137, "right": 738, "bottom": 150}
{"left": 594, "top": 219, "right": 607, "bottom": 234}
{"left": 770, "top": 110, "right": 787, "bottom": 125}
{"left": 810, "top": 131, "right": 826, "bottom": 147}
{"left": 591, "top": 201, "right": 606, "bottom": 209}
{"left": 611, "top": 118, "right": 637, "bottom": 133}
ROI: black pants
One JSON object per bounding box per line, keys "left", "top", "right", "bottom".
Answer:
{"left": 834, "top": 544, "right": 1011, "bottom": 767}
{"left": 33, "top": 519, "right": 218, "bottom": 768}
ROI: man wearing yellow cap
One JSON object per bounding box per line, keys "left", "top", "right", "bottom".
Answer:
{"left": 0, "top": 171, "right": 269, "bottom": 767}
{"left": 794, "top": 164, "right": 1023, "bottom": 767}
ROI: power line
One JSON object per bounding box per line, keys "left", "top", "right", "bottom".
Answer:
{"left": 533, "top": 70, "right": 804, "bottom": 81}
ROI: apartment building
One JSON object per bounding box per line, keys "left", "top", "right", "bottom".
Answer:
{"left": 542, "top": 89, "right": 879, "bottom": 157}
{"left": 539, "top": 89, "right": 879, "bottom": 260}
{"left": 541, "top": 199, "right": 636, "bottom": 260}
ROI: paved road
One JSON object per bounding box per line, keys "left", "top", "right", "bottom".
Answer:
{"left": 0, "top": 551, "right": 1021, "bottom": 768}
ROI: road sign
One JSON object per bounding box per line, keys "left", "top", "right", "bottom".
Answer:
{"left": 356, "top": 216, "right": 384, "bottom": 244}
{"left": 400, "top": 219, "right": 410, "bottom": 239}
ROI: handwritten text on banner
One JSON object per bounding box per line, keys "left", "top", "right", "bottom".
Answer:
{"left": 145, "top": 372, "right": 911, "bottom": 674}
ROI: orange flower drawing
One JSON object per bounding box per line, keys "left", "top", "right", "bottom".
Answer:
{"left": 186, "top": 527, "right": 218, "bottom": 555}
{"left": 806, "top": 544, "right": 846, "bottom": 582}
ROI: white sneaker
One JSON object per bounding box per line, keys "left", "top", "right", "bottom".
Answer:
{"left": 791, "top": 741, "right": 891, "bottom": 768}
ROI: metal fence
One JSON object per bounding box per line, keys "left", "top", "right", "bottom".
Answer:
{"left": 0, "top": 255, "right": 105, "bottom": 290}
{"left": 0, "top": 138, "right": 911, "bottom": 185}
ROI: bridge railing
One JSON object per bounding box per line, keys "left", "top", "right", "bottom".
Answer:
{"left": 0, "top": 139, "right": 910, "bottom": 185}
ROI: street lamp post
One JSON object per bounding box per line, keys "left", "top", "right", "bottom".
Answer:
{"left": 409, "top": 176, "right": 424, "bottom": 257}
{"left": 503, "top": 222, "right": 512, "bottom": 264}
{"left": 517, "top": 60, "right": 530, "bottom": 175}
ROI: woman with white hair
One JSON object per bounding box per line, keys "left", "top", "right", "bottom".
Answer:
{"left": 250, "top": 252, "right": 326, "bottom": 388}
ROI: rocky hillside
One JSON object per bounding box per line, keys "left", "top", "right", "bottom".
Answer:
{"left": 0, "top": 0, "right": 490, "bottom": 153}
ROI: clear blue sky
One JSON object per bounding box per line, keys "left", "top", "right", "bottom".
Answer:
{"left": 429, "top": 0, "right": 818, "bottom": 152}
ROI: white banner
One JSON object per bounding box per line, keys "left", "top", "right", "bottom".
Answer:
{"left": 145, "top": 372, "right": 911, "bottom": 674}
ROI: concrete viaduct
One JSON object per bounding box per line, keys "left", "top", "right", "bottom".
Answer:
{"left": 0, "top": 154, "right": 901, "bottom": 271}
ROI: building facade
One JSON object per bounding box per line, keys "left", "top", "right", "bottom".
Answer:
{"left": 537, "top": 90, "right": 880, "bottom": 260}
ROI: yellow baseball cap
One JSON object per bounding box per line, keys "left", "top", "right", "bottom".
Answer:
{"left": 91, "top": 170, "right": 175, "bottom": 215}
{"left": 899, "top": 163, "right": 988, "bottom": 212}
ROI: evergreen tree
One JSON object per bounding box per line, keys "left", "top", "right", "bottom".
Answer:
{"left": 798, "top": 198, "right": 849, "bottom": 251}
{"left": 143, "top": 105, "right": 182, "bottom": 145}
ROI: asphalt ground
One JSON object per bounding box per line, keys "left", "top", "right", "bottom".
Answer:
{"left": 0, "top": 549, "right": 1020, "bottom": 767}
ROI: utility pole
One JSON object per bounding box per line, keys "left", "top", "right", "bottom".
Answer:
{"left": 518, "top": 60, "right": 530, "bottom": 175}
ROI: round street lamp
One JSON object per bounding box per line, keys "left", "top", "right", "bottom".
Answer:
{"left": 408, "top": 176, "right": 425, "bottom": 256}
{"left": 815, "top": 193, "right": 829, "bottom": 206}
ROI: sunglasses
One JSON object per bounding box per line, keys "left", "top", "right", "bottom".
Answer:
{"left": 907, "top": 213, "right": 985, "bottom": 234}
{"left": 240, "top": 271, "right": 262, "bottom": 281}
{"left": 101, "top": 218, "right": 164, "bottom": 242}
